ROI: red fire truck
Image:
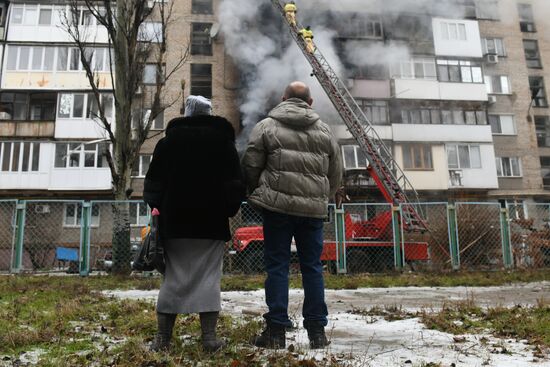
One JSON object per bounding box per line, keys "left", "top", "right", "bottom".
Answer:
{"left": 230, "top": 209, "right": 429, "bottom": 274}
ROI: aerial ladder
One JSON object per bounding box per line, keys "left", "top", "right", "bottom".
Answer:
{"left": 272, "top": 0, "right": 426, "bottom": 231}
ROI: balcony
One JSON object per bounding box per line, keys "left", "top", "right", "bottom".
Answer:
{"left": 0, "top": 120, "right": 55, "bottom": 138}
{"left": 392, "top": 79, "right": 488, "bottom": 101}
{"left": 392, "top": 124, "right": 492, "bottom": 143}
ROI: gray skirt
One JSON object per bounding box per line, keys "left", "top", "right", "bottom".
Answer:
{"left": 157, "top": 238, "right": 225, "bottom": 314}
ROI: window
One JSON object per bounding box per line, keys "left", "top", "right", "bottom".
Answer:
{"left": 530, "top": 77, "right": 548, "bottom": 107}
{"left": 0, "top": 92, "right": 56, "bottom": 121}
{"left": 488, "top": 115, "right": 516, "bottom": 135}
{"left": 540, "top": 157, "right": 550, "bottom": 188}
{"left": 523, "top": 40, "right": 542, "bottom": 68}
{"left": 54, "top": 143, "right": 108, "bottom": 169}
{"left": 337, "top": 16, "right": 383, "bottom": 39}
{"left": 58, "top": 94, "right": 86, "bottom": 118}
{"left": 447, "top": 144, "right": 481, "bottom": 169}
{"left": 0, "top": 142, "right": 40, "bottom": 172}
{"left": 485, "top": 75, "right": 511, "bottom": 94}
{"left": 132, "top": 155, "right": 152, "bottom": 177}
{"left": 437, "top": 60, "right": 483, "bottom": 83}
{"left": 496, "top": 157, "right": 521, "bottom": 177}
{"left": 342, "top": 145, "right": 367, "bottom": 169}
{"left": 191, "top": 23, "right": 213, "bottom": 55}
{"left": 138, "top": 22, "right": 163, "bottom": 43}
{"left": 402, "top": 144, "right": 433, "bottom": 170}
{"left": 440, "top": 22, "right": 467, "bottom": 41}
{"left": 6, "top": 46, "right": 109, "bottom": 72}
{"left": 130, "top": 203, "right": 149, "bottom": 226}
{"left": 190, "top": 64, "right": 212, "bottom": 98}
{"left": 475, "top": 0, "right": 499, "bottom": 20}
{"left": 63, "top": 203, "right": 100, "bottom": 227}
{"left": 518, "top": 4, "right": 536, "bottom": 32}
{"left": 482, "top": 38, "right": 505, "bottom": 56}
{"left": 535, "top": 116, "right": 550, "bottom": 147}
{"left": 192, "top": 0, "right": 213, "bottom": 14}
{"left": 391, "top": 57, "right": 436, "bottom": 80}
{"left": 10, "top": 4, "right": 40, "bottom": 25}
{"left": 11, "top": 6, "right": 23, "bottom": 24}
{"left": 358, "top": 100, "right": 388, "bottom": 124}
{"left": 38, "top": 7, "right": 52, "bottom": 25}
{"left": 142, "top": 64, "right": 165, "bottom": 85}
{"left": 401, "top": 108, "right": 486, "bottom": 125}
{"left": 86, "top": 93, "right": 115, "bottom": 119}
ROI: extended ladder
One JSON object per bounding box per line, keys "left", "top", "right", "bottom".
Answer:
{"left": 272, "top": 0, "right": 425, "bottom": 230}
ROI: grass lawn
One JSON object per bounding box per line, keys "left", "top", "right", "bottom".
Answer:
{"left": 0, "top": 270, "right": 548, "bottom": 366}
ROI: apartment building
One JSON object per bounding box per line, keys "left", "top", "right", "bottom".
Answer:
{"left": 327, "top": 0, "right": 550, "bottom": 206}
{"left": 0, "top": 0, "right": 239, "bottom": 204}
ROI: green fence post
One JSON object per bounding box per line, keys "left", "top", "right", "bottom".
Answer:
{"left": 11, "top": 200, "right": 26, "bottom": 273}
{"left": 392, "top": 206, "right": 404, "bottom": 270}
{"left": 500, "top": 208, "right": 514, "bottom": 268}
{"left": 447, "top": 204, "right": 460, "bottom": 270}
{"left": 335, "top": 208, "right": 347, "bottom": 274}
{"left": 79, "top": 202, "right": 91, "bottom": 276}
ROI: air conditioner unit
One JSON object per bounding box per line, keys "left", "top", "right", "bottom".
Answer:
{"left": 449, "top": 170, "right": 463, "bottom": 187}
{"left": 34, "top": 204, "right": 50, "bottom": 214}
{"left": 488, "top": 95, "right": 497, "bottom": 104}
{"left": 486, "top": 54, "right": 499, "bottom": 64}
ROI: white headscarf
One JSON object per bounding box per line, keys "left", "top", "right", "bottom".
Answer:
{"left": 184, "top": 95, "right": 212, "bottom": 117}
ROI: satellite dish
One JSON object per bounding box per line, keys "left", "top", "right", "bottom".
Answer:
{"left": 210, "top": 23, "right": 220, "bottom": 39}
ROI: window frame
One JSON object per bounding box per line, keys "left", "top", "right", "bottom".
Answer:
{"left": 523, "top": 39, "right": 542, "bottom": 69}
{"left": 446, "top": 144, "right": 482, "bottom": 169}
{"left": 191, "top": 0, "right": 213, "bottom": 15}
{"left": 0, "top": 141, "right": 41, "bottom": 172}
{"left": 496, "top": 157, "right": 522, "bottom": 177}
{"left": 440, "top": 21, "right": 467, "bottom": 41}
{"left": 488, "top": 114, "right": 516, "bottom": 135}
{"left": 131, "top": 154, "right": 153, "bottom": 178}
{"left": 190, "top": 63, "right": 212, "bottom": 99}
{"left": 129, "top": 202, "right": 150, "bottom": 227}
{"left": 63, "top": 203, "right": 100, "bottom": 228}
{"left": 437, "top": 59, "right": 483, "bottom": 84}
{"left": 485, "top": 75, "right": 511, "bottom": 94}
{"left": 191, "top": 22, "right": 213, "bottom": 56}
{"left": 529, "top": 76, "right": 548, "bottom": 107}
{"left": 535, "top": 116, "right": 550, "bottom": 147}
{"left": 482, "top": 37, "right": 506, "bottom": 56}
{"left": 402, "top": 144, "right": 433, "bottom": 171}
{"left": 342, "top": 145, "right": 368, "bottom": 170}
{"left": 54, "top": 142, "right": 108, "bottom": 169}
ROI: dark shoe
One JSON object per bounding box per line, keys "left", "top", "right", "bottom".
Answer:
{"left": 306, "top": 325, "right": 330, "bottom": 349}
{"left": 150, "top": 312, "right": 176, "bottom": 352}
{"left": 252, "top": 322, "right": 286, "bottom": 349}
{"left": 200, "top": 312, "right": 225, "bottom": 352}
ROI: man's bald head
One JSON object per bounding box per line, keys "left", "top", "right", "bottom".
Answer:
{"left": 283, "top": 81, "right": 313, "bottom": 105}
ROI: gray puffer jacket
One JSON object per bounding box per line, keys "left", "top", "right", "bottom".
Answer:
{"left": 242, "top": 98, "right": 343, "bottom": 218}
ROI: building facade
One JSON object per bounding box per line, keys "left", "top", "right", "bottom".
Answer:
{"left": 0, "top": 0, "right": 549, "bottom": 212}
{"left": 330, "top": 0, "right": 550, "bottom": 209}
{"left": 0, "top": 0, "right": 240, "bottom": 201}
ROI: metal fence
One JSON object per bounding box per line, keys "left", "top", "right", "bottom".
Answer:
{"left": 2, "top": 199, "right": 547, "bottom": 275}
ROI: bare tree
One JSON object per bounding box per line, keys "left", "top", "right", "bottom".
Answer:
{"left": 60, "top": 0, "right": 188, "bottom": 273}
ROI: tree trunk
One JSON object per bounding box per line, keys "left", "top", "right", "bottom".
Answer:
{"left": 111, "top": 173, "right": 132, "bottom": 275}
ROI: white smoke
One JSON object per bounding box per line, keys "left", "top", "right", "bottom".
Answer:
{"left": 344, "top": 41, "right": 410, "bottom": 68}
{"left": 219, "top": 0, "right": 343, "bottom": 151}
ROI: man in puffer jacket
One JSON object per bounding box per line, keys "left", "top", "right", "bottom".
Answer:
{"left": 243, "top": 81, "right": 343, "bottom": 349}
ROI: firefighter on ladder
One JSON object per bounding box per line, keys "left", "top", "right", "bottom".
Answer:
{"left": 299, "top": 26, "right": 315, "bottom": 53}
{"left": 284, "top": 1, "right": 297, "bottom": 26}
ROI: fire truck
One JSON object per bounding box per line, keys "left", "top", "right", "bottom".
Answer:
{"left": 229, "top": 1, "right": 432, "bottom": 273}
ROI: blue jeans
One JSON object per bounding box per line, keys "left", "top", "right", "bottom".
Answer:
{"left": 262, "top": 209, "right": 328, "bottom": 328}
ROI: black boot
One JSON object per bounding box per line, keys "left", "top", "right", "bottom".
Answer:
{"left": 306, "top": 325, "right": 330, "bottom": 349}
{"left": 200, "top": 312, "right": 225, "bottom": 352}
{"left": 151, "top": 312, "right": 176, "bottom": 352}
{"left": 252, "top": 322, "right": 286, "bottom": 349}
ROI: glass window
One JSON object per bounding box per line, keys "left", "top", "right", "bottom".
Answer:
{"left": 523, "top": 40, "right": 542, "bottom": 68}
{"left": 57, "top": 47, "right": 68, "bottom": 71}
{"left": 191, "top": 23, "right": 212, "bottom": 55}
{"left": 69, "top": 48, "right": 80, "bottom": 70}
{"left": 536, "top": 116, "right": 550, "bottom": 147}
{"left": 402, "top": 144, "right": 432, "bottom": 170}
{"left": 23, "top": 5, "right": 38, "bottom": 25}
{"left": 11, "top": 6, "right": 23, "bottom": 24}
{"left": 32, "top": 47, "right": 44, "bottom": 70}
{"left": 73, "top": 94, "right": 85, "bottom": 118}
{"left": 529, "top": 76, "right": 548, "bottom": 107}
{"left": 18, "top": 46, "right": 30, "bottom": 70}
{"left": 38, "top": 8, "right": 52, "bottom": 25}
{"left": 496, "top": 157, "right": 522, "bottom": 177}
{"left": 1, "top": 142, "right": 11, "bottom": 171}
{"left": 7, "top": 46, "right": 17, "bottom": 70}
{"left": 43, "top": 47, "right": 55, "bottom": 70}
{"left": 58, "top": 94, "right": 72, "bottom": 118}
{"left": 190, "top": 64, "right": 212, "bottom": 99}
{"left": 10, "top": 142, "right": 20, "bottom": 172}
